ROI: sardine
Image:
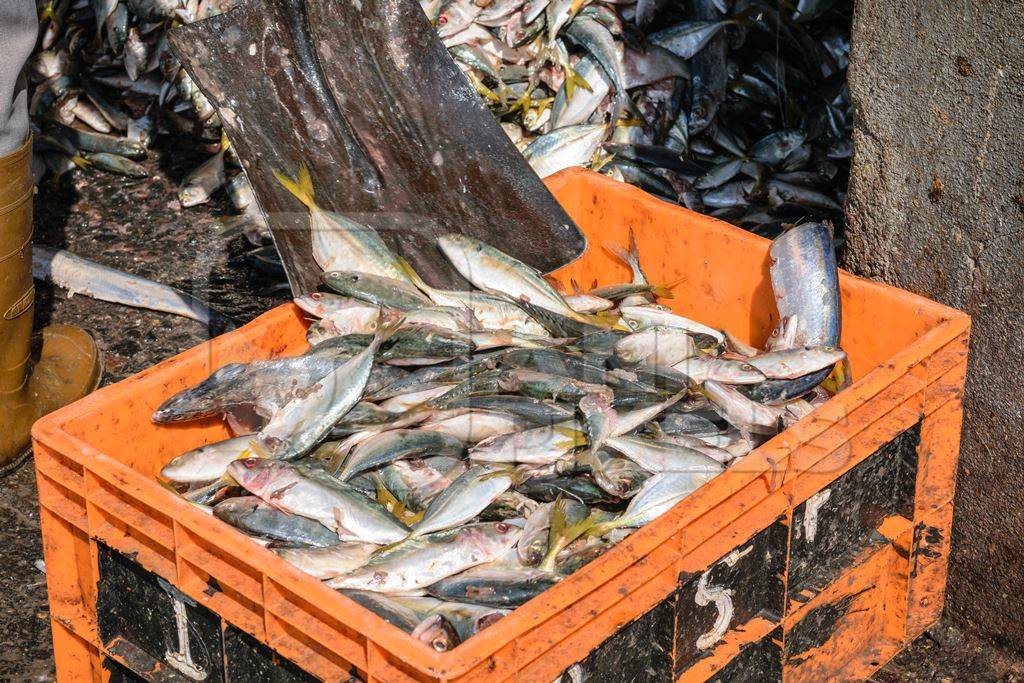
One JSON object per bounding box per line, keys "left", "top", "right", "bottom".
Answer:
{"left": 276, "top": 542, "right": 379, "bottom": 579}
{"left": 213, "top": 496, "right": 344, "bottom": 548}
{"left": 338, "top": 429, "right": 464, "bottom": 481}
{"left": 412, "top": 465, "right": 514, "bottom": 536}
{"left": 228, "top": 459, "right": 409, "bottom": 544}
{"left": 253, "top": 330, "right": 383, "bottom": 459}
{"left": 275, "top": 165, "right": 411, "bottom": 282}
{"left": 327, "top": 521, "right": 521, "bottom": 593}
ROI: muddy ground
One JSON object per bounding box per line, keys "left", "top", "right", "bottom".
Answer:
{"left": 1, "top": 139, "right": 1020, "bottom": 680}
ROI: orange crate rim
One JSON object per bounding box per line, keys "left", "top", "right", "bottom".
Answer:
{"left": 32, "top": 168, "right": 971, "bottom": 682}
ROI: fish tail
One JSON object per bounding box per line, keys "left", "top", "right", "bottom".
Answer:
{"left": 273, "top": 163, "right": 317, "bottom": 211}
{"left": 540, "top": 497, "right": 602, "bottom": 571}
{"left": 627, "top": 227, "right": 641, "bottom": 266}
{"left": 538, "top": 495, "right": 568, "bottom": 572}
{"left": 604, "top": 240, "right": 637, "bottom": 272}
{"left": 215, "top": 214, "right": 251, "bottom": 238}
{"left": 396, "top": 256, "right": 433, "bottom": 297}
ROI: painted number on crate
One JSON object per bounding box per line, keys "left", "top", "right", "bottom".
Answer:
{"left": 674, "top": 519, "right": 788, "bottom": 678}
{"left": 693, "top": 550, "right": 746, "bottom": 650}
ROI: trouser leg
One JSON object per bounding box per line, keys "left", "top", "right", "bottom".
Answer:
{"left": 0, "top": 0, "right": 37, "bottom": 155}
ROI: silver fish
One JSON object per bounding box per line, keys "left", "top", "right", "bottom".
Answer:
{"left": 228, "top": 459, "right": 409, "bottom": 544}
{"left": 253, "top": 332, "right": 383, "bottom": 459}
{"left": 276, "top": 542, "right": 379, "bottom": 580}
{"left": 32, "top": 245, "right": 228, "bottom": 326}
{"left": 411, "top": 465, "right": 514, "bottom": 536}
{"left": 327, "top": 521, "right": 522, "bottom": 593}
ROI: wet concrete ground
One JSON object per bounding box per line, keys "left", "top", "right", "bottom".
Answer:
{"left": 1, "top": 139, "right": 1019, "bottom": 680}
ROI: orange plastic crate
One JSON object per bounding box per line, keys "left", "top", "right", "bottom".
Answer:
{"left": 33, "top": 169, "right": 969, "bottom": 682}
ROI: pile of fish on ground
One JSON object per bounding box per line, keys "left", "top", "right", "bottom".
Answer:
{"left": 29, "top": 0, "right": 850, "bottom": 238}
{"left": 154, "top": 170, "right": 846, "bottom": 650}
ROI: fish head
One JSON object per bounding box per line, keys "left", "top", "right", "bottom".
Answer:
{"left": 323, "top": 270, "right": 365, "bottom": 292}
{"left": 600, "top": 457, "right": 649, "bottom": 498}
{"left": 211, "top": 496, "right": 262, "bottom": 520}
{"left": 294, "top": 292, "right": 338, "bottom": 317}
{"left": 613, "top": 335, "right": 647, "bottom": 363}
{"left": 411, "top": 615, "right": 461, "bottom": 652}
{"left": 226, "top": 457, "right": 289, "bottom": 495}
{"left": 436, "top": 233, "right": 481, "bottom": 263}
{"left": 474, "top": 611, "right": 506, "bottom": 632}
{"left": 717, "top": 360, "right": 767, "bottom": 384}
{"left": 152, "top": 362, "right": 248, "bottom": 423}
{"left": 469, "top": 520, "right": 524, "bottom": 555}
{"left": 178, "top": 186, "right": 208, "bottom": 208}
{"left": 159, "top": 438, "right": 246, "bottom": 483}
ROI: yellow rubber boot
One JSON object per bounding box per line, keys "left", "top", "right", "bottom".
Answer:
{"left": 0, "top": 137, "right": 101, "bottom": 475}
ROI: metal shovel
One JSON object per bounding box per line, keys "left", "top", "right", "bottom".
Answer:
{"left": 168, "top": 0, "right": 586, "bottom": 295}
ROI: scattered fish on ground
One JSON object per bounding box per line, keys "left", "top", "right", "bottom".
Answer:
{"left": 32, "top": 244, "right": 233, "bottom": 328}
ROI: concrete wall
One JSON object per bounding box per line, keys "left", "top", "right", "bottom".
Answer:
{"left": 845, "top": 0, "right": 1024, "bottom": 647}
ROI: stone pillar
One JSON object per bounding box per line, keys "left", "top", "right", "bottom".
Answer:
{"left": 845, "top": 0, "right": 1024, "bottom": 645}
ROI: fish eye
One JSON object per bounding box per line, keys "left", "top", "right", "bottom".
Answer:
{"left": 242, "top": 458, "right": 256, "bottom": 469}
{"left": 495, "top": 522, "right": 509, "bottom": 533}
{"left": 437, "top": 13, "right": 447, "bottom": 23}
{"left": 627, "top": 320, "right": 639, "bottom": 330}
{"left": 432, "top": 639, "right": 448, "bottom": 652}
{"left": 742, "top": 364, "right": 755, "bottom": 371}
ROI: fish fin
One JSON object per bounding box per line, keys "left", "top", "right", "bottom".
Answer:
{"left": 273, "top": 163, "right": 317, "bottom": 211}
{"left": 821, "top": 358, "right": 850, "bottom": 395}
{"left": 215, "top": 214, "right": 256, "bottom": 239}
{"left": 507, "top": 84, "right": 535, "bottom": 117}
{"left": 544, "top": 274, "right": 567, "bottom": 294}
{"left": 563, "top": 64, "right": 592, "bottom": 100}
{"left": 590, "top": 150, "right": 615, "bottom": 172}
{"left": 373, "top": 475, "right": 404, "bottom": 514}
{"left": 466, "top": 70, "right": 501, "bottom": 102}
{"left": 219, "top": 130, "right": 231, "bottom": 152}
{"left": 181, "top": 474, "right": 235, "bottom": 505}
{"left": 538, "top": 495, "right": 567, "bottom": 571}
{"left": 541, "top": 500, "right": 602, "bottom": 572}
{"left": 71, "top": 155, "right": 90, "bottom": 169}
{"left": 650, "top": 276, "right": 687, "bottom": 300}
{"left": 552, "top": 426, "right": 588, "bottom": 448}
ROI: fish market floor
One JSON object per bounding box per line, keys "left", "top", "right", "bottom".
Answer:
{"left": 2, "top": 140, "right": 1019, "bottom": 681}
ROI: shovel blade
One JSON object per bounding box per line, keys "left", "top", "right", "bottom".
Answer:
{"left": 169, "top": 0, "right": 586, "bottom": 295}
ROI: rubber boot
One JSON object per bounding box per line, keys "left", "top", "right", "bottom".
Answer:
{"left": 0, "top": 137, "right": 102, "bottom": 475}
